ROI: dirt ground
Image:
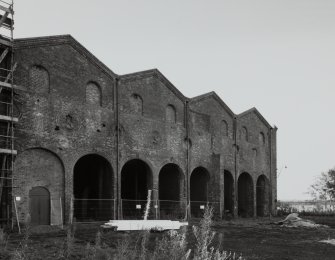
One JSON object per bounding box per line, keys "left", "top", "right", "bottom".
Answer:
{"left": 2, "top": 216, "right": 335, "bottom": 260}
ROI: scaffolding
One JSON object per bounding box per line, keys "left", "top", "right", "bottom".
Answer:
{"left": 0, "top": 0, "right": 16, "bottom": 226}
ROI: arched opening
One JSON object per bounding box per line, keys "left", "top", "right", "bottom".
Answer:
{"left": 86, "top": 82, "right": 101, "bottom": 106}
{"left": 221, "top": 120, "right": 228, "bottom": 137}
{"left": 73, "top": 154, "right": 113, "bottom": 221}
{"left": 121, "top": 159, "right": 153, "bottom": 219}
{"left": 190, "top": 167, "right": 210, "bottom": 218}
{"left": 166, "top": 104, "right": 176, "bottom": 123}
{"left": 29, "top": 187, "right": 50, "bottom": 225}
{"left": 238, "top": 172, "right": 254, "bottom": 217}
{"left": 130, "top": 93, "right": 143, "bottom": 115}
{"left": 259, "top": 132, "right": 265, "bottom": 145}
{"left": 241, "top": 126, "right": 248, "bottom": 141}
{"left": 159, "top": 163, "right": 184, "bottom": 219}
{"left": 256, "top": 175, "right": 270, "bottom": 217}
{"left": 224, "top": 170, "right": 234, "bottom": 215}
{"left": 29, "top": 65, "right": 49, "bottom": 94}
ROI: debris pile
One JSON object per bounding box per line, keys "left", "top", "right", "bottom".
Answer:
{"left": 102, "top": 220, "right": 188, "bottom": 231}
{"left": 275, "top": 213, "right": 328, "bottom": 228}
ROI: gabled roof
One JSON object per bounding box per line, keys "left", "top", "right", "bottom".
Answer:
{"left": 237, "top": 107, "right": 272, "bottom": 129}
{"left": 190, "top": 91, "right": 235, "bottom": 118}
{"left": 14, "top": 34, "right": 117, "bottom": 78}
{"left": 120, "top": 69, "right": 186, "bottom": 102}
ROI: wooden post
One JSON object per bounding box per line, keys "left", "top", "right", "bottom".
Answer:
{"left": 13, "top": 198, "right": 20, "bottom": 234}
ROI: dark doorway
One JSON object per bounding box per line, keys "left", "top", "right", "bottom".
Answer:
{"left": 238, "top": 172, "right": 254, "bottom": 217}
{"left": 73, "top": 154, "right": 113, "bottom": 221}
{"left": 29, "top": 187, "right": 50, "bottom": 225}
{"left": 121, "top": 159, "right": 152, "bottom": 219}
{"left": 190, "top": 167, "right": 210, "bottom": 218}
{"left": 224, "top": 170, "right": 234, "bottom": 215}
{"left": 159, "top": 163, "right": 184, "bottom": 219}
{"left": 256, "top": 175, "right": 270, "bottom": 217}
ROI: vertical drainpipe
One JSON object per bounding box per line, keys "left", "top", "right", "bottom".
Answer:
{"left": 114, "top": 77, "right": 120, "bottom": 219}
{"left": 269, "top": 127, "right": 272, "bottom": 217}
{"left": 185, "top": 100, "right": 190, "bottom": 220}
{"left": 233, "top": 116, "right": 238, "bottom": 217}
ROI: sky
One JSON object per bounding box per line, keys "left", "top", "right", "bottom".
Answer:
{"left": 13, "top": 0, "right": 335, "bottom": 200}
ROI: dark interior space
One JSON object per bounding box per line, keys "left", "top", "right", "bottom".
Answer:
{"left": 159, "top": 163, "right": 184, "bottom": 219}
{"left": 224, "top": 170, "right": 234, "bottom": 214}
{"left": 73, "top": 154, "right": 113, "bottom": 221}
{"left": 256, "top": 175, "right": 270, "bottom": 217}
{"left": 121, "top": 159, "right": 152, "bottom": 219}
{"left": 238, "top": 172, "right": 254, "bottom": 217}
{"left": 190, "top": 167, "right": 210, "bottom": 218}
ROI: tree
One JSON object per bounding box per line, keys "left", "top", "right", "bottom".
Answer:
{"left": 308, "top": 168, "right": 335, "bottom": 200}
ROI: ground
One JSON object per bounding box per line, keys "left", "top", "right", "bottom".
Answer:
{"left": 1, "top": 216, "right": 335, "bottom": 260}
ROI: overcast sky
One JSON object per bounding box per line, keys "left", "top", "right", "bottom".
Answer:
{"left": 14, "top": 0, "right": 335, "bottom": 200}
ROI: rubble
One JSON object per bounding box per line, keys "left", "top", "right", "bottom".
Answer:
{"left": 275, "top": 213, "right": 328, "bottom": 228}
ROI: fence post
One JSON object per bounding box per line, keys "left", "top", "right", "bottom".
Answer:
{"left": 60, "top": 197, "right": 63, "bottom": 229}
{"left": 69, "top": 196, "right": 73, "bottom": 225}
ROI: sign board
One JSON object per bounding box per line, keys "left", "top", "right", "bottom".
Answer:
{"left": 200, "top": 205, "right": 205, "bottom": 210}
{"left": 15, "top": 196, "right": 21, "bottom": 201}
{"left": 136, "top": 204, "right": 141, "bottom": 209}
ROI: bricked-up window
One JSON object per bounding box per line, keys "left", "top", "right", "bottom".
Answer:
{"left": 30, "top": 65, "right": 49, "bottom": 94}
{"left": 221, "top": 120, "right": 228, "bottom": 137}
{"left": 130, "top": 93, "right": 143, "bottom": 115}
{"left": 86, "top": 82, "right": 101, "bottom": 106}
{"left": 259, "top": 132, "right": 265, "bottom": 145}
{"left": 241, "top": 126, "right": 248, "bottom": 141}
{"left": 166, "top": 104, "right": 176, "bottom": 123}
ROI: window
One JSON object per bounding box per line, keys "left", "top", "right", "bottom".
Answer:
{"left": 86, "top": 82, "right": 101, "bottom": 106}
{"left": 130, "top": 93, "right": 143, "bottom": 115}
{"left": 30, "top": 65, "right": 49, "bottom": 94}
{"left": 166, "top": 104, "right": 176, "bottom": 123}
{"left": 221, "top": 120, "right": 228, "bottom": 137}
{"left": 259, "top": 132, "right": 265, "bottom": 145}
{"left": 241, "top": 126, "right": 248, "bottom": 141}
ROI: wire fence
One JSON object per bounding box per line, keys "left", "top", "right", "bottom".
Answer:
{"left": 71, "top": 199, "right": 222, "bottom": 222}
{"left": 190, "top": 201, "right": 221, "bottom": 218}
{"left": 73, "top": 199, "right": 116, "bottom": 222}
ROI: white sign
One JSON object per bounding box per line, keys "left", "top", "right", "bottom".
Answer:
{"left": 154, "top": 205, "right": 158, "bottom": 209}
{"left": 136, "top": 204, "right": 141, "bottom": 209}
{"left": 15, "top": 197, "right": 21, "bottom": 201}
{"left": 200, "top": 205, "right": 205, "bottom": 209}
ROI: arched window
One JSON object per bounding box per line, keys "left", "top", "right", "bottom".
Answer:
{"left": 30, "top": 65, "right": 49, "bottom": 94}
{"left": 130, "top": 93, "right": 143, "bottom": 115}
{"left": 166, "top": 104, "right": 176, "bottom": 123}
{"left": 259, "top": 132, "right": 265, "bottom": 145}
{"left": 221, "top": 120, "right": 228, "bottom": 137}
{"left": 241, "top": 126, "right": 248, "bottom": 141}
{"left": 86, "top": 82, "right": 101, "bottom": 106}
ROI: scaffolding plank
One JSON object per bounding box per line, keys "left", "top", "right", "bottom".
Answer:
{"left": 0, "top": 81, "right": 26, "bottom": 91}
{"left": 0, "top": 115, "right": 18, "bottom": 122}
{"left": 0, "top": 148, "right": 16, "bottom": 155}
{"left": 0, "top": 47, "right": 8, "bottom": 64}
{"left": 0, "top": 38, "right": 12, "bottom": 47}
{"left": 0, "top": 5, "right": 12, "bottom": 14}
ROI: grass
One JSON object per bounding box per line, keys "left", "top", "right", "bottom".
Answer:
{"left": 0, "top": 207, "right": 243, "bottom": 260}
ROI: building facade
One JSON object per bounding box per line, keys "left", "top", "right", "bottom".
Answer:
{"left": 10, "top": 35, "right": 277, "bottom": 225}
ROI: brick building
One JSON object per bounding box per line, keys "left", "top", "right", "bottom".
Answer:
{"left": 8, "top": 35, "right": 277, "bottom": 225}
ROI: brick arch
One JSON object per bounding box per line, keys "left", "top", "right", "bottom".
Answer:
{"left": 256, "top": 174, "right": 270, "bottom": 216}
{"left": 29, "top": 65, "right": 50, "bottom": 94}
{"left": 238, "top": 172, "right": 254, "bottom": 217}
{"left": 73, "top": 153, "right": 114, "bottom": 221}
{"left": 14, "top": 148, "right": 64, "bottom": 225}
